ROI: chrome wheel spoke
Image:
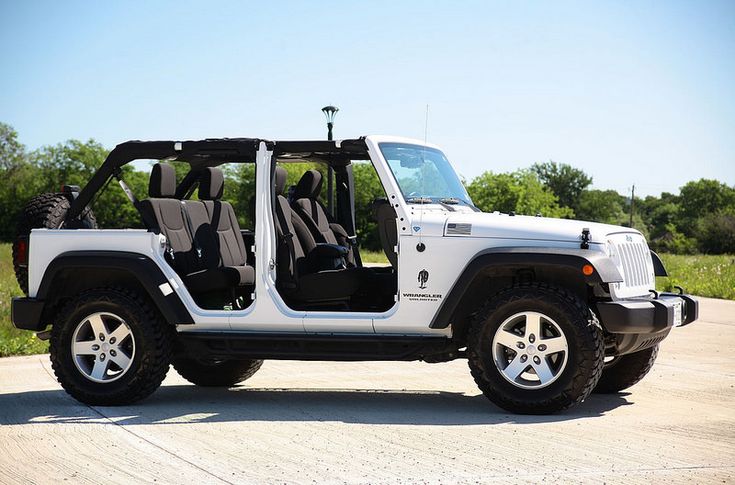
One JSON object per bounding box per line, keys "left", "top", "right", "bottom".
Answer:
{"left": 541, "top": 336, "right": 566, "bottom": 355}
{"left": 524, "top": 313, "right": 542, "bottom": 340}
{"left": 532, "top": 359, "right": 555, "bottom": 384}
{"left": 109, "top": 323, "right": 131, "bottom": 344}
{"left": 71, "top": 312, "right": 135, "bottom": 383}
{"left": 503, "top": 356, "right": 529, "bottom": 380}
{"left": 90, "top": 358, "right": 109, "bottom": 380}
{"left": 109, "top": 351, "right": 131, "bottom": 370}
{"left": 87, "top": 314, "right": 107, "bottom": 339}
{"left": 494, "top": 329, "right": 519, "bottom": 350}
{"left": 72, "top": 340, "right": 97, "bottom": 355}
{"left": 492, "top": 310, "right": 569, "bottom": 390}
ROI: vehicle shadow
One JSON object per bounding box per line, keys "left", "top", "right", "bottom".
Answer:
{"left": 0, "top": 384, "right": 633, "bottom": 427}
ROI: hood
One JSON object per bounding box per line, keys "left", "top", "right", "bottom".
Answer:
{"left": 441, "top": 211, "right": 640, "bottom": 244}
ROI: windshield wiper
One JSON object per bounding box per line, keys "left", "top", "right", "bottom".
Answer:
{"left": 406, "top": 197, "right": 433, "bottom": 204}
{"left": 448, "top": 197, "right": 482, "bottom": 212}
{"left": 439, "top": 197, "right": 460, "bottom": 204}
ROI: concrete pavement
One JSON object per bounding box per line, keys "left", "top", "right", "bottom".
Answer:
{"left": 1, "top": 297, "right": 733, "bottom": 484}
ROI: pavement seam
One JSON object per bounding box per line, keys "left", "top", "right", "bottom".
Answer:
{"left": 38, "top": 356, "right": 236, "bottom": 485}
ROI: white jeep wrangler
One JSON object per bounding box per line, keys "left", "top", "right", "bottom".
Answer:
{"left": 10, "top": 135, "right": 698, "bottom": 414}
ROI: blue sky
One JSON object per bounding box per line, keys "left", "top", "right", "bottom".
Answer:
{"left": 1, "top": 0, "right": 733, "bottom": 196}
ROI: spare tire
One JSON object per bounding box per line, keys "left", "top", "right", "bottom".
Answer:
{"left": 13, "top": 193, "right": 97, "bottom": 295}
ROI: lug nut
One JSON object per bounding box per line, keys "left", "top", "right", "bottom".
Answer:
{"left": 91, "top": 344, "right": 100, "bottom": 351}
{"left": 99, "top": 334, "right": 105, "bottom": 342}
{"left": 517, "top": 342, "right": 525, "bottom": 349}
{"left": 110, "top": 349, "right": 117, "bottom": 357}
{"left": 100, "top": 353, "right": 106, "bottom": 361}
{"left": 109, "top": 337, "right": 116, "bottom": 344}
{"left": 533, "top": 356, "right": 541, "bottom": 365}
{"left": 529, "top": 334, "right": 535, "bottom": 343}
{"left": 538, "top": 344, "right": 547, "bottom": 352}
{"left": 520, "top": 355, "right": 528, "bottom": 363}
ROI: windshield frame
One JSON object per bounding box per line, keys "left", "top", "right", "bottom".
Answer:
{"left": 378, "top": 142, "right": 473, "bottom": 207}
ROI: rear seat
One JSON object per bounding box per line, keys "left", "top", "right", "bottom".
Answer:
{"left": 182, "top": 168, "right": 254, "bottom": 293}
{"left": 141, "top": 163, "right": 254, "bottom": 295}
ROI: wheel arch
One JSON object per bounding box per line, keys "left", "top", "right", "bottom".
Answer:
{"left": 37, "top": 251, "right": 194, "bottom": 327}
{"left": 431, "top": 247, "right": 623, "bottom": 342}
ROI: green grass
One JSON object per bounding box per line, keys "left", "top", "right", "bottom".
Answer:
{"left": 657, "top": 253, "right": 735, "bottom": 300}
{"left": 359, "top": 249, "right": 390, "bottom": 264}
{"left": 0, "top": 244, "right": 732, "bottom": 357}
{"left": 0, "top": 244, "right": 48, "bottom": 357}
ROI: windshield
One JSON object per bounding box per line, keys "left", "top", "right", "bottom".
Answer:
{"left": 379, "top": 143, "right": 473, "bottom": 205}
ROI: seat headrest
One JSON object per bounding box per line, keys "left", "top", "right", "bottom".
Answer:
{"left": 294, "top": 170, "right": 323, "bottom": 200}
{"left": 149, "top": 163, "right": 176, "bottom": 198}
{"left": 199, "top": 168, "right": 224, "bottom": 200}
{"left": 275, "top": 166, "right": 287, "bottom": 195}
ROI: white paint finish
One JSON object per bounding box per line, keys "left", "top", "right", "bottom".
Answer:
{"left": 226, "top": 144, "right": 305, "bottom": 333}
{"left": 443, "top": 210, "right": 640, "bottom": 244}
{"left": 303, "top": 315, "right": 374, "bottom": 333}
{"left": 374, "top": 234, "right": 585, "bottom": 335}
{"left": 28, "top": 229, "right": 232, "bottom": 329}
{"left": 1, "top": 298, "right": 733, "bottom": 484}
{"left": 26, "top": 137, "right": 659, "bottom": 337}
{"left": 28, "top": 229, "right": 155, "bottom": 298}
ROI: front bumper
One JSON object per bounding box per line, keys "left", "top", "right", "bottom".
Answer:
{"left": 596, "top": 292, "right": 698, "bottom": 334}
{"left": 11, "top": 297, "right": 47, "bottom": 332}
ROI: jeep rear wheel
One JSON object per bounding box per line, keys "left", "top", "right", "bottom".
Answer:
{"left": 594, "top": 345, "right": 659, "bottom": 393}
{"left": 467, "top": 284, "right": 605, "bottom": 414}
{"left": 173, "top": 358, "right": 263, "bottom": 387}
{"left": 50, "top": 287, "right": 174, "bottom": 406}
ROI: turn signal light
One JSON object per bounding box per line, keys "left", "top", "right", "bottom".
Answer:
{"left": 582, "top": 264, "right": 594, "bottom": 276}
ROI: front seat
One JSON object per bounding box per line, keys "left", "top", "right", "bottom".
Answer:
{"left": 372, "top": 198, "right": 398, "bottom": 268}
{"left": 291, "top": 169, "right": 358, "bottom": 266}
{"left": 273, "top": 167, "right": 369, "bottom": 303}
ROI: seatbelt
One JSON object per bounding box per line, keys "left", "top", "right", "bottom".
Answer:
{"left": 112, "top": 168, "right": 159, "bottom": 232}
{"left": 274, "top": 199, "right": 298, "bottom": 286}
{"left": 179, "top": 201, "right": 202, "bottom": 259}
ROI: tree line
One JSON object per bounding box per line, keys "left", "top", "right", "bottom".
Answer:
{"left": 1, "top": 122, "right": 733, "bottom": 254}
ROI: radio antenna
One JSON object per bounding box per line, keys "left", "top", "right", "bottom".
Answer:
{"left": 424, "top": 104, "right": 429, "bottom": 143}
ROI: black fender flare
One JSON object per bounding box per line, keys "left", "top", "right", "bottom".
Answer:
{"left": 429, "top": 247, "right": 623, "bottom": 329}
{"left": 36, "top": 251, "right": 194, "bottom": 325}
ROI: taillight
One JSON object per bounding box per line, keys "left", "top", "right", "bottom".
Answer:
{"left": 14, "top": 237, "right": 28, "bottom": 267}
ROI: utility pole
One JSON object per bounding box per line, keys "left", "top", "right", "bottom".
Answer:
{"left": 629, "top": 184, "right": 635, "bottom": 228}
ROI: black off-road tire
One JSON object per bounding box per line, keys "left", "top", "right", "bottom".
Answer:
{"left": 173, "top": 358, "right": 264, "bottom": 387}
{"left": 594, "top": 345, "right": 659, "bottom": 393}
{"left": 467, "top": 283, "right": 605, "bottom": 414}
{"left": 50, "top": 287, "right": 174, "bottom": 406}
{"left": 13, "top": 193, "right": 97, "bottom": 294}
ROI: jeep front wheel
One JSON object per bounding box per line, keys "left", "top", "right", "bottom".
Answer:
{"left": 594, "top": 345, "right": 659, "bottom": 393}
{"left": 50, "top": 288, "right": 174, "bottom": 406}
{"left": 173, "top": 358, "right": 264, "bottom": 387}
{"left": 467, "top": 284, "right": 605, "bottom": 414}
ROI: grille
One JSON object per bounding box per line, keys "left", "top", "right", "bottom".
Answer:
{"left": 447, "top": 223, "right": 472, "bottom": 235}
{"left": 610, "top": 236, "right": 655, "bottom": 298}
